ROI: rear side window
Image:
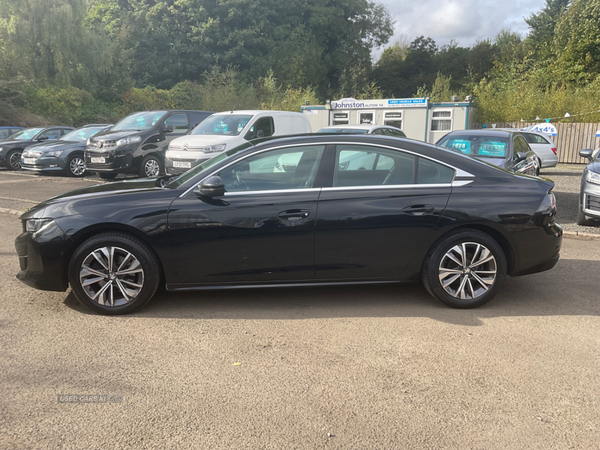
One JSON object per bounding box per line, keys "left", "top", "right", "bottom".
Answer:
{"left": 524, "top": 133, "right": 550, "bottom": 144}
{"left": 0, "top": 129, "right": 11, "bottom": 139}
{"left": 333, "top": 144, "right": 454, "bottom": 187}
{"left": 39, "top": 129, "right": 63, "bottom": 140}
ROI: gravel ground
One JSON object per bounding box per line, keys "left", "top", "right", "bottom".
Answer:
{"left": 541, "top": 164, "right": 600, "bottom": 235}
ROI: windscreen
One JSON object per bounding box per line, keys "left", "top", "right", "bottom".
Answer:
{"left": 6, "top": 128, "right": 43, "bottom": 140}
{"left": 61, "top": 127, "right": 107, "bottom": 142}
{"left": 190, "top": 115, "right": 252, "bottom": 136}
{"left": 111, "top": 111, "right": 167, "bottom": 131}
{"left": 438, "top": 135, "right": 509, "bottom": 158}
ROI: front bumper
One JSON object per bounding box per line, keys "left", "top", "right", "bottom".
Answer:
{"left": 164, "top": 155, "right": 209, "bottom": 176}
{"left": 85, "top": 150, "right": 134, "bottom": 174}
{"left": 581, "top": 177, "right": 600, "bottom": 220}
{"left": 21, "top": 156, "right": 68, "bottom": 174}
{"left": 15, "top": 220, "right": 69, "bottom": 292}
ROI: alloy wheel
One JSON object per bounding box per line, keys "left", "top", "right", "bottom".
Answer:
{"left": 438, "top": 242, "right": 497, "bottom": 300}
{"left": 144, "top": 159, "right": 160, "bottom": 177}
{"left": 79, "top": 246, "right": 145, "bottom": 307}
{"left": 69, "top": 157, "right": 86, "bottom": 176}
{"left": 9, "top": 151, "right": 22, "bottom": 170}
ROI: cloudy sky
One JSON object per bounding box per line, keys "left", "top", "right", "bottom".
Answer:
{"left": 377, "top": 0, "right": 545, "bottom": 51}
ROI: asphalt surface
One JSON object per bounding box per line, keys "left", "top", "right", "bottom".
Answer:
{"left": 1, "top": 167, "right": 599, "bottom": 449}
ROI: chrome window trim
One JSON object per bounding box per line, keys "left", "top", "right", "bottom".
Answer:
{"left": 180, "top": 141, "right": 475, "bottom": 198}
{"left": 225, "top": 188, "right": 322, "bottom": 196}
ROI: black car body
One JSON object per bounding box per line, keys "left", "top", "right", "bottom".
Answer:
{"left": 577, "top": 148, "right": 600, "bottom": 226}
{"left": 15, "top": 135, "right": 562, "bottom": 314}
{"left": 0, "top": 127, "right": 24, "bottom": 140}
{"left": 0, "top": 127, "right": 74, "bottom": 170}
{"left": 85, "top": 110, "right": 212, "bottom": 179}
{"left": 437, "top": 129, "right": 540, "bottom": 175}
{"left": 21, "top": 125, "right": 112, "bottom": 177}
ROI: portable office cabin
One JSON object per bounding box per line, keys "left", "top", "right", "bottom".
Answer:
{"left": 301, "top": 97, "right": 476, "bottom": 144}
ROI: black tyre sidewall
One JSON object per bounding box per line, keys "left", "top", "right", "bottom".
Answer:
{"left": 68, "top": 233, "right": 160, "bottom": 315}
{"left": 67, "top": 154, "right": 86, "bottom": 177}
{"left": 140, "top": 156, "right": 162, "bottom": 178}
{"left": 7, "top": 150, "right": 22, "bottom": 170}
{"left": 423, "top": 230, "right": 507, "bottom": 309}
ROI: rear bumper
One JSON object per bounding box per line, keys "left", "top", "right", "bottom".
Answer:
{"left": 511, "top": 222, "right": 563, "bottom": 277}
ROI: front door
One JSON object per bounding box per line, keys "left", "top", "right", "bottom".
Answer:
{"left": 314, "top": 144, "right": 453, "bottom": 280}
{"left": 168, "top": 144, "right": 325, "bottom": 284}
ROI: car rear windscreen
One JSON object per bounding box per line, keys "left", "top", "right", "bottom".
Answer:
{"left": 438, "top": 135, "right": 508, "bottom": 158}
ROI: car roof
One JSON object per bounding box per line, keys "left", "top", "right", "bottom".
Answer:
{"left": 213, "top": 110, "right": 305, "bottom": 116}
{"left": 319, "top": 125, "right": 397, "bottom": 131}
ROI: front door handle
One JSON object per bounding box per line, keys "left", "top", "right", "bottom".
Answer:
{"left": 277, "top": 209, "right": 311, "bottom": 221}
{"left": 402, "top": 205, "right": 435, "bottom": 216}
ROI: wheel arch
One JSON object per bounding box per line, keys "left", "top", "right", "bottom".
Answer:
{"left": 62, "top": 223, "right": 165, "bottom": 288}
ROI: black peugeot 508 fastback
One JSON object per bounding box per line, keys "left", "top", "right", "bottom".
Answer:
{"left": 15, "top": 134, "right": 562, "bottom": 314}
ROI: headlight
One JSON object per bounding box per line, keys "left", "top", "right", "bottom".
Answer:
{"left": 203, "top": 144, "right": 226, "bottom": 154}
{"left": 585, "top": 170, "right": 600, "bottom": 185}
{"left": 116, "top": 136, "right": 142, "bottom": 147}
{"left": 0, "top": 147, "right": 3, "bottom": 152}
{"left": 25, "top": 218, "right": 54, "bottom": 233}
{"left": 44, "top": 150, "right": 63, "bottom": 158}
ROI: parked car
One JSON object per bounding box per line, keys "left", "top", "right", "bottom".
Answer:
{"left": 85, "top": 110, "right": 212, "bottom": 179}
{"left": 577, "top": 148, "right": 600, "bottom": 226}
{"left": 0, "top": 126, "right": 24, "bottom": 140}
{"left": 520, "top": 130, "right": 558, "bottom": 169}
{"left": 21, "top": 125, "right": 112, "bottom": 177}
{"left": 164, "top": 110, "right": 312, "bottom": 176}
{"left": 317, "top": 124, "right": 406, "bottom": 137}
{"left": 0, "top": 126, "right": 74, "bottom": 170}
{"left": 15, "top": 134, "right": 562, "bottom": 315}
{"left": 436, "top": 130, "right": 540, "bottom": 175}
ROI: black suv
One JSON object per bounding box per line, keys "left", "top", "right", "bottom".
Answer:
{"left": 85, "top": 110, "right": 212, "bottom": 179}
{"left": 0, "top": 126, "right": 74, "bottom": 170}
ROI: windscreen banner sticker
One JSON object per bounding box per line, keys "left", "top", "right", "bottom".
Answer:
{"left": 215, "top": 123, "right": 228, "bottom": 133}
{"left": 478, "top": 141, "right": 507, "bottom": 156}
{"left": 449, "top": 140, "right": 471, "bottom": 154}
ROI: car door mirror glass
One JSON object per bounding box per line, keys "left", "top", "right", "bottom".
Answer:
{"left": 38, "top": 136, "right": 49, "bottom": 141}
{"left": 196, "top": 176, "right": 225, "bottom": 197}
{"left": 579, "top": 148, "right": 593, "bottom": 160}
{"left": 515, "top": 152, "right": 527, "bottom": 163}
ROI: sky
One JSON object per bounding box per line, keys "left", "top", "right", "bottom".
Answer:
{"left": 376, "top": 0, "right": 545, "bottom": 53}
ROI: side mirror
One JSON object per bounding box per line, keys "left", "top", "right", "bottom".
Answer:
{"left": 37, "top": 136, "right": 49, "bottom": 142}
{"left": 161, "top": 124, "right": 174, "bottom": 134}
{"left": 515, "top": 152, "right": 528, "bottom": 163}
{"left": 195, "top": 176, "right": 225, "bottom": 198}
{"left": 579, "top": 148, "right": 593, "bottom": 161}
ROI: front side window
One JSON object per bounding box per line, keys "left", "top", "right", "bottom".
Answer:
{"left": 39, "top": 129, "right": 62, "bottom": 140}
{"left": 164, "top": 113, "right": 190, "bottom": 134}
{"left": 431, "top": 111, "right": 452, "bottom": 131}
{"left": 513, "top": 135, "right": 531, "bottom": 158}
{"left": 245, "top": 117, "right": 274, "bottom": 140}
{"left": 0, "top": 129, "right": 11, "bottom": 139}
{"left": 218, "top": 145, "right": 325, "bottom": 192}
{"left": 112, "top": 111, "right": 167, "bottom": 131}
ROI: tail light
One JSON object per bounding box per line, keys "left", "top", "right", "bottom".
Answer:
{"left": 551, "top": 147, "right": 557, "bottom": 155}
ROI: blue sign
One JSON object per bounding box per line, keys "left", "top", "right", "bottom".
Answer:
{"left": 387, "top": 98, "right": 427, "bottom": 106}
{"left": 525, "top": 123, "right": 558, "bottom": 137}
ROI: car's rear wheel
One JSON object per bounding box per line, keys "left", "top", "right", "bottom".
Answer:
{"left": 7, "top": 150, "right": 22, "bottom": 170}
{"left": 68, "top": 233, "right": 161, "bottom": 315}
{"left": 422, "top": 229, "right": 507, "bottom": 308}
{"left": 140, "top": 155, "right": 162, "bottom": 178}
{"left": 98, "top": 172, "right": 118, "bottom": 180}
{"left": 67, "top": 154, "right": 86, "bottom": 177}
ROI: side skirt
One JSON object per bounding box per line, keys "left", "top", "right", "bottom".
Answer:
{"left": 166, "top": 280, "right": 405, "bottom": 292}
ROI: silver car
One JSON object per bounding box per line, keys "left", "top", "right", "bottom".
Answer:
{"left": 577, "top": 148, "right": 600, "bottom": 226}
{"left": 520, "top": 131, "right": 558, "bottom": 169}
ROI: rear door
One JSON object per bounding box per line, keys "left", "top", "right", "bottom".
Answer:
{"left": 314, "top": 143, "right": 453, "bottom": 280}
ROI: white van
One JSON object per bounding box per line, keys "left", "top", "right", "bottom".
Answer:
{"left": 164, "top": 110, "right": 312, "bottom": 175}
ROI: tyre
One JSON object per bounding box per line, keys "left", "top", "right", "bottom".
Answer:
{"left": 98, "top": 172, "right": 118, "bottom": 180}
{"left": 7, "top": 149, "right": 22, "bottom": 170}
{"left": 422, "top": 229, "right": 507, "bottom": 308}
{"left": 140, "top": 155, "right": 162, "bottom": 178}
{"left": 576, "top": 205, "right": 595, "bottom": 226}
{"left": 68, "top": 232, "right": 161, "bottom": 315}
{"left": 66, "top": 154, "right": 86, "bottom": 177}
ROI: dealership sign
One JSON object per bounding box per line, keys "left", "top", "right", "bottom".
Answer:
{"left": 524, "top": 123, "right": 558, "bottom": 136}
{"left": 331, "top": 98, "right": 427, "bottom": 109}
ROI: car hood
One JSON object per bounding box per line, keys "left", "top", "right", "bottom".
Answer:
{"left": 172, "top": 134, "right": 239, "bottom": 147}
{"left": 24, "top": 140, "right": 83, "bottom": 153}
{"left": 20, "top": 178, "right": 178, "bottom": 220}
{"left": 89, "top": 130, "right": 145, "bottom": 141}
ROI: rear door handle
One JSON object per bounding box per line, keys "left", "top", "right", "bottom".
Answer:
{"left": 402, "top": 205, "right": 435, "bottom": 216}
{"left": 277, "top": 209, "right": 311, "bottom": 221}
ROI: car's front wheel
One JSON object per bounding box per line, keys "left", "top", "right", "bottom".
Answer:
{"left": 67, "top": 154, "right": 86, "bottom": 177}
{"left": 422, "top": 229, "right": 507, "bottom": 308}
{"left": 68, "top": 233, "right": 161, "bottom": 315}
{"left": 7, "top": 149, "right": 22, "bottom": 170}
{"left": 140, "top": 155, "right": 162, "bottom": 178}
